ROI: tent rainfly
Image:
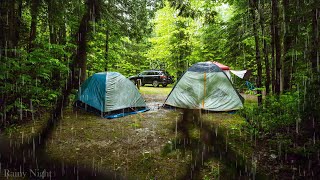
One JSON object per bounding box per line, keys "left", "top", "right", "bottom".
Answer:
{"left": 212, "top": 61, "right": 232, "bottom": 80}
{"left": 164, "top": 62, "right": 244, "bottom": 111}
{"left": 75, "top": 72, "right": 149, "bottom": 118}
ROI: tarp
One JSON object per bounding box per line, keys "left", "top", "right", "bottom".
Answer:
{"left": 76, "top": 72, "right": 148, "bottom": 118}
{"left": 212, "top": 61, "right": 251, "bottom": 81}
{"left": 230, "top": 70, "right": 247, "bottom": 79}
{"left": 164, "top": 62, "right": 244, "bottom": 111}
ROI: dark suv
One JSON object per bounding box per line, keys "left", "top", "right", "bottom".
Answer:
{"left": 129, "top": 70, "right": 174, "bottom": 87}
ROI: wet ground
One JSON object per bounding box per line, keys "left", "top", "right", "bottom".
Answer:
{"left": 43, "top": 92, "right": 192, "bottom": 179}
{"left": 0, "top": 86, "right": 259, "bottom": 179}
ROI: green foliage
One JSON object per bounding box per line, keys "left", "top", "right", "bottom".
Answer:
{"left": 146, "top": 1, "right": 202, "bottom": 77}
{"left": 0, "top": 0, "right": 163, "bottom": 128}
{"left": 88, "top": 27, "right": 150, "bottom": 77}
{"left": 3, "top": 124, "right": 18, "bottom": 135}
{"left": 161, "top": 140, "right": 175, "bottom": 156}
{"left": 241, "top": 92, "right": 300, "bottom": 133}
{"left": 0, "top": 43, "right": 69, "bottom": 127}
{"left": 301, "top": 76, "right": 320, "bottom": 122}
{"left": 202, "top": 161, "right": 220, "bottom": 180}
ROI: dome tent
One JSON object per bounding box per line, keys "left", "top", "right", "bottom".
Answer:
{"left": 164, "top": 62, "right": 244, "bottom": 111}
{"left": 75, "top": 72, "right": 149, "bottom": 118}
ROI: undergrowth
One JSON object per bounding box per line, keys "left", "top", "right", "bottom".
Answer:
{"left": 240, "top": 92, "right": 300, "bottom": 134}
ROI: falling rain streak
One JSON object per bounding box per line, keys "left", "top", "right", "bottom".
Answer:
{"left": 0, "top": 0, "right": 320, "bottom": 179}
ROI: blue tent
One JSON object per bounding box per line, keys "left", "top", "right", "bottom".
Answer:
{"left": 75, "top": 72, "right": 149, "bottom": 118}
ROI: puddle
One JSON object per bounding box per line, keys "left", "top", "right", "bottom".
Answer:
{"left": 146, "top": 101, "right": 163, "bottom": 111}
{"left": 143, "top": 94, "right": 167, "bottom": 112}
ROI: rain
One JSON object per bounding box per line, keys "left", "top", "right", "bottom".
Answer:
{"left": 0, "top": 0, "right": 320, "bottom": 179}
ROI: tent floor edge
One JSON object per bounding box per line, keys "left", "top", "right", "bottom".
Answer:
{"left": 75, "top": 100, "right": 149, "bottom": 119}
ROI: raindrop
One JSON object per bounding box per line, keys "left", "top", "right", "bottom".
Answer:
{"left": 21, "top": 131, "right": 24, "bottom": 144}
{"left": 32, "top": 138, "right": 35, "bottom": 158}
{"left": 92, "top": 157, "right": 95, "bottom": 174}
{"left": 317, "top": 51, "right": 319, "bottom": 72}
{"left": 175, "top": 117, "right": 178, "bottom": 149}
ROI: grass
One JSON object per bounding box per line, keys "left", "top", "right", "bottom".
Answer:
{"left": 139, "top": 84, "right": 173, "bottom": 95}
{"left": 44, "top": 107, "right": 188, "bottom": 179}
{"left": 0, "top": 113, "right": 50, "bottom": 144}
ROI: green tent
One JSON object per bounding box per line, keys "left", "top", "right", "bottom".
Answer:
{"left": 75, "top": 72, "right": 149, "bottom": 118}
{"left": 164, "top": 62, "right": 244, "bottom": 111}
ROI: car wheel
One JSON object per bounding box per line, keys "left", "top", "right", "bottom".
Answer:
{"left": 141, "top": 83, "right": 145, "bottom": 86}
{"left": 152, "top": 80, "right": 159, "bottom": 87}
{"left": 162, "top": 83, "right": 167, "bottom": 87}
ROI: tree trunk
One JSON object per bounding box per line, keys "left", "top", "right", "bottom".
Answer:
{"left": 270, "top": 12, "right": 276, "bottom": 94}
{"left": 0, "top": 0, "right": 21, "bottom": 57}
{"left": 47, "top": 0, "right": 66, "bottom": 45}
{"left": 310, "top": 7, "right": 319, "bottom": 73}
{"left": 249, "top": 0, "right": 262, "bottom": 105}
{"left": 259, "top": 0, "right": 270, "bottom": 95}
{"left": 301, "top": 5, "right": 320, "bottom": 141}
{"left": 58, "top": 21, "right": 67, "bottom": 45}
{"left": 73, "top": 0, "right": 102, "bottom": 87}
{"left": 47, "top": 0, "right": 66, "bottom": 90}
{"left": 282, "top": 0, "right": 293, "bottom": 92}
{"left": 48, "top": 1, "right": 57, "bottom": 44}
{"left": 271, "top": 0, "right": 281, "bottom": 95}
{"left": 28, "top": 0, "right": 41, "bottom": 52}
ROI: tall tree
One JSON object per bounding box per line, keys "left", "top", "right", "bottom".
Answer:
{"left": 73, "top": 0, "right": 102, "bottom": 85}
{"left": 147, "top": 0, "right": 202, "bottom": 76}
{"left": 271, "top": 0, "right": 281, "bottom": 95}
{"left": 310, "top": 6, "right": 319, "bottom": 73}
{"left": 28, "top": 0, "right": 41, "bottom": 51}
{"left": 306, "top": 3, "right": 320, "bottom": 123}
{"left": 258, "top": 0, "right": 270, "bottom": 95}
{"left": 47, "top": 0, "right": 61, "bottom": 44}
{"left": 170, "top": 19, "right": 192, "bottom": 79}
{"left": 282, "top": 0, "right": 293, "bottom": 91}
{"left": 249, "top": 0, "right": 262, "bottom": 105}
{"left": 0, "top": 0, "right": 22, "bottom": 57}
{"left": 270, "top": 6, "right": 276, "bottom": 94}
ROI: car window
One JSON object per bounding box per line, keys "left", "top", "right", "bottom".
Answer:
{"left": 140, "top": 71, "right": 148, "bottom": 75}
{"left": 146, "top": 72, "right": 154, "bottom": 75}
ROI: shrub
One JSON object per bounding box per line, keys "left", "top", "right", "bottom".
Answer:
{"left": 240, "top": 92, "right": 300, "bottom": 133}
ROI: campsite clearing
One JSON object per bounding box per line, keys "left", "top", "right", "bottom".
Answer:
{"left": 1, "top": 86, "right": 259, "bottom": 179}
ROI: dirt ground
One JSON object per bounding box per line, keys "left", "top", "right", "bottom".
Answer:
{"left": 45, "top": 92, "right": 191, "bottom": 179}
{"left": 1, "top": 86, "right": 257, "bottom": 179}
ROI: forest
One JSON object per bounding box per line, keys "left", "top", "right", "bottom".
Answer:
{"left": 0, "top": 0, "right": 319, "bottom": 179}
